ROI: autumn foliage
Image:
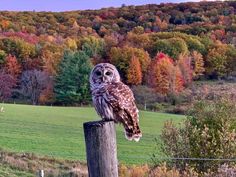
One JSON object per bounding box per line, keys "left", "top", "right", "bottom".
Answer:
{"left": 148, "top": 53, "right": 184, "bottom": 95}
{"left": 177, "top": 54, "right": 192, "bottom": 86}
{"left": 127, "top": 55, "right": 142, "bottom": 85}
{"left": 0, "top": 71, "right": 16, "bottom": 100}
{"left": 4, "top": 55, "right": 21, "bottom": 79}
{"left": 191, "top": 51, "right": 205, "bottom": 79}
{"left": 0, "top": 1, "right": 235, "bottom": 104}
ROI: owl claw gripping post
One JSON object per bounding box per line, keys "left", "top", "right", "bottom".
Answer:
{"left": 89, "top": 63, "right": 142, "bottom": 142}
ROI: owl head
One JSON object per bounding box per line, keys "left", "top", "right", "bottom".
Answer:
{"left": 90, "top": 63, "right": 120, "bottom": 87}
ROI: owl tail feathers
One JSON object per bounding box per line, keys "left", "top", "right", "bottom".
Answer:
{"left": 125, "top": 130, "right": 142, "bottom": 142}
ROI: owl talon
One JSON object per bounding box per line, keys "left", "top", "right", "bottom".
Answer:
{"left": 103, "top": 118, "right": 114, "bottom": 122}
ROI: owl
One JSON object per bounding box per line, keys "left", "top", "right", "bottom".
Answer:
{"left": 89, "top": 63, "right": 142, "bottom": 142}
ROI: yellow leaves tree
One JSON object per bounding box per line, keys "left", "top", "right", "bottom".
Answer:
{"left": 65, "top": 37, "right": 78, "bottom": 51}
{"left": 191, "top": 51, "right": 205, "bottom": 79}
{"left": 126, "top": 32, "right": 150, "bottom": 49}
{"left": 41, "top": 43, "right": 64, "bottom": 76}
{"left": 127, "top": 55, "right": 142, "bottom": 85}
{"left": 206, "top": 42, "right": 228, "bottom": 77}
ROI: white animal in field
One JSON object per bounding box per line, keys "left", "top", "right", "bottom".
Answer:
{"left": 0, "top": 107, "right": 4, "bottom": 113}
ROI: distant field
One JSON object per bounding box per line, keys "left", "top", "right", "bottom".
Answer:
{"left": 0, "top": 104, "right": 184, "bottom": 164}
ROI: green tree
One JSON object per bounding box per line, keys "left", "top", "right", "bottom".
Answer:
{"left": 153, "top": 38, "right": 188, "bottom": 59}
{"left": 0, "top": 50, "right": 6, "bottom": 65}
{"left": 206, "top": 42, "right": 228, "bottom": 78}
{"left": 54, "top": 50, "right": 92, "bottom": 105}
{"left": 81, "top": 36, "right": 105, "bottom": 58}
{"left": 185, "top": 37, "right": 206, "bottom": 54}
{"left": 0, "top": 38, "right": 36, "bottom": 62}
{"left": 225, "top": 45, "right": 236, "bottom": 74}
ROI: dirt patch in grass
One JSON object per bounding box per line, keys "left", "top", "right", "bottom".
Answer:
{"left": 0, "top": 149, "right": 88, "bottom": 177}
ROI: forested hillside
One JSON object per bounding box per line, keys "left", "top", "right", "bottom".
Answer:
{"left": 0, "top": 1, "right": 236, "bottom": 105}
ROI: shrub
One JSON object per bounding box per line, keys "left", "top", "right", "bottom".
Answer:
{"left": 119, "top": 164, "right": 149, "bottom": 177}
{"left": 149, "top": 163, "right": 199, "bottom": 177}
{"left": 132, "top": 85, "right": 163, "bottom": 110}
{"left": 155, "top": 98, "right": 236, "bottom": 173}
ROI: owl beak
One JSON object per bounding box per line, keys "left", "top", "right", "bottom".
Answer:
{"left": 101, "top": 76, "right": 105, "bottom": 82}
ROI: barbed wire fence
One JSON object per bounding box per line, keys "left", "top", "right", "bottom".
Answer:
{"left": 149, "top": 133, "right": 236, "bottom": 176}
{"left": 1, "top": 141, "right": 236, "bottom": 176}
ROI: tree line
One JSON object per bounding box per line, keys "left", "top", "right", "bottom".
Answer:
{"left": 0, "top": 1, "right": 236, "bottom": 105}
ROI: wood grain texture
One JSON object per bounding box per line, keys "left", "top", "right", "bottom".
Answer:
{"left": 83, "top": 120, "right": 118, "bottom": 177}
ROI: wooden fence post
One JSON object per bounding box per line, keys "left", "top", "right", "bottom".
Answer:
{"left": 38, "top": 169, "right": 44, "bottom": 177}
{"left": 83, "top": 120, "right": 118, "bottom": 177}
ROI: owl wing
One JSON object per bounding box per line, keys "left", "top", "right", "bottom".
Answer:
{"left": 105, "top": 82, "right": 142, "bottom": 141}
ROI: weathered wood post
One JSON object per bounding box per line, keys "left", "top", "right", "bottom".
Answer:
{"left": 83, "top": 120, "right": 118, "bottom": 177}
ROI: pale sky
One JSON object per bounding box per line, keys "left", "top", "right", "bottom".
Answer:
{"left": 0, "top": 0, "right": 201, "bottom": 12}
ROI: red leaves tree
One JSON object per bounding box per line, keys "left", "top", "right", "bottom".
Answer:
{"left": 127, "top": 55, "right": 142, "bottom": 85}
{"left": 148, "top": 53, "right": 184, "bottom": 95}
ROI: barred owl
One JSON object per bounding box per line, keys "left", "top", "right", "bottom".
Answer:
{"left": 89, "top": 63, "right": 142, "bottom": 141}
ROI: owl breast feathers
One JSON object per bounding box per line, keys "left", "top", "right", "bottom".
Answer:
{"left": 90, "top": 63, "right": 142, "bottom": 142}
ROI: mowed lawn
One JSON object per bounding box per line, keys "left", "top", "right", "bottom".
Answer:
{"left": 0, "top": 103, "right": 184, "bottom": 164}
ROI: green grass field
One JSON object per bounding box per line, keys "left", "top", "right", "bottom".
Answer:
{"left": 0, "top": 103, "right": 184, "bottom": 164}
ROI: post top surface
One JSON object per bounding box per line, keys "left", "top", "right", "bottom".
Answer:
{"left": 83, "top": 120, "right": 114, "bottom": 128}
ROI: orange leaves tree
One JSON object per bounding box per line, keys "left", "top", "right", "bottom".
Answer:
{"left": 109, "top": 46, "right": 150, "bottom": 83}
{"left": 0, "top": 20, "right": 10, "bottom": 31}
{"left": 4, "top": 55, "right": 22, "bottom": 79}
{"left": 127, "top": 55, "right": 142, "bottom": 85}
{"left": 177, "top": 54, "right": 193, "bottom": 86}
{"left": 148, "top": 53, "right": 184, "bottom": 95}
{"left": 41, "top": 43, "right": 64, "bottom": 76}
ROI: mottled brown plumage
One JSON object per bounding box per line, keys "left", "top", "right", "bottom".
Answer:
{"left": 90, "top": 63, "right": 142, "bottom": 141}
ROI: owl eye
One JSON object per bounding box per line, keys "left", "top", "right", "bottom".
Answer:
{"left": 95, "top": 71, "right": 102, "bottom": 76}
{"left": 105, "top": 71, "right": 112, "bottom": 76}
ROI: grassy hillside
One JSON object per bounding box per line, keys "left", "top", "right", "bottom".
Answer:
{"left": 0, "top": 104, "right": 184, "bottom": 164}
